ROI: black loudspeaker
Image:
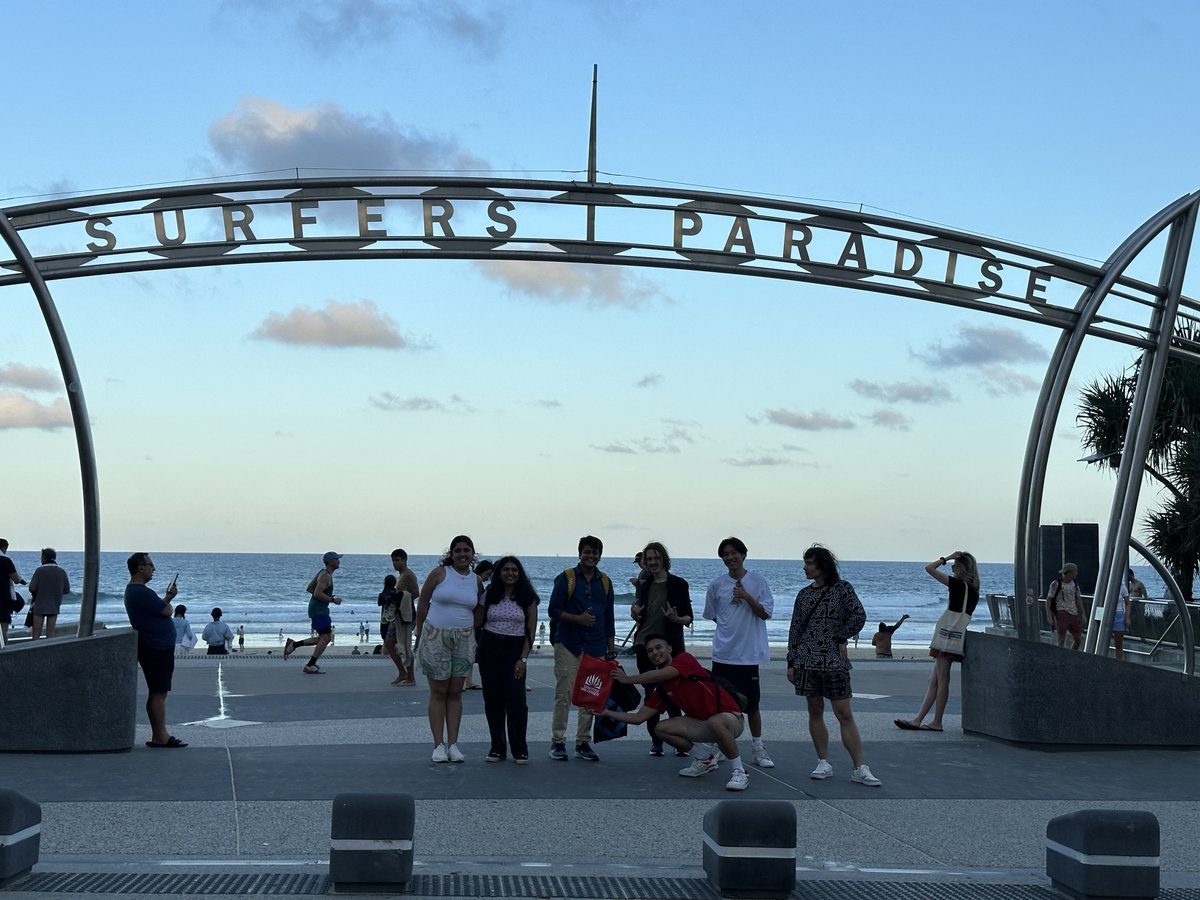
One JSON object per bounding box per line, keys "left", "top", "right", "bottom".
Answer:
{"left": 1038, "top": 525, "right": 1063, "bottom": 597}
{"left": 1062, "top": 523, "right": 1100, "bottom": 595}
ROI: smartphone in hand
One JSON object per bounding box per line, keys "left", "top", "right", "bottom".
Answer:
{"left": 167, "top": 573, "right": 179, "bottom": 593}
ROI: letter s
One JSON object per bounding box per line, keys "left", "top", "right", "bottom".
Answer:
{"left": 486, "top": 200, "right": 516, "bottom": 238}
{"left": 85, "top": 216, "right": 116, "bottom": 252}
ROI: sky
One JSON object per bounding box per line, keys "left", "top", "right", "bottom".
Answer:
{"left": 3, "top": 0, "right": 1200, "bottom": 563}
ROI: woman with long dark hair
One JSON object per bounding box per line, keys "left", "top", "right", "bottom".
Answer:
{"left": 894, "top": 550, "right": 980, "bottom": 733}
{"left": 630, "top": 541, "right": 693, "bottom": 756}
{"left": 478, "top": 556, "right": 540, "bottom": 763}
{"left": 415, "top": 535, "right": 483, "bottom": 763}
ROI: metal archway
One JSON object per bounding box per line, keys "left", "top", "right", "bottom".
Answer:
{"left": 3, "top": 177, "right": 1199, "bottom": 650}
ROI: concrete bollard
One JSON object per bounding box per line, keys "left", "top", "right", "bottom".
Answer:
{"left": 702, "top": 799, "right": 796, "bottom": 898}
{"left": 329, "top": 792, "right": 415, "bottom": 891}
{"left": 0, "top": 789, "right": 41, "bottom": 883}
{"left": 1046, "top": 809, "right": 1159, "bottom": 899}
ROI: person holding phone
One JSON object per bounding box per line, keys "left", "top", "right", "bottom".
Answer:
{"left": 124, "top": 552, "right": 187, "bottom": 748}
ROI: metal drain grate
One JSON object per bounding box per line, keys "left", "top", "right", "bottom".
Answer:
{"left": 8, "top": 871, "right": 327, "bottom": 895}
{"left": 405, "top": 874, "right": 721, "bottom": 898}
{"left": 9, "top": 873, "right": 1200, "bottom": 899}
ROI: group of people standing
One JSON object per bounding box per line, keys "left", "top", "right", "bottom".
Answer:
{"left": 354, "top": 533, "right": 894, "bottom": 794}
{"left": 0, "top": 540, "right": 71, "bottom": 646}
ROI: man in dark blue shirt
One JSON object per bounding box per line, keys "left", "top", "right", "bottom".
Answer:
{"left": 547, "top": 535, "right": 615, "bottom": 762}
{"left": 124, "top": 552, "right": 186, "bottom": 748}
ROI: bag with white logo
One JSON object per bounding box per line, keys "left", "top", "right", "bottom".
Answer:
{"left": 571, "top": 653, "right": 616, "bottom": 713}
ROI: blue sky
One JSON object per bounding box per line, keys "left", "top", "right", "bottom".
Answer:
{"left": 2, "top": 0, "right": 1199, "bottom": 562}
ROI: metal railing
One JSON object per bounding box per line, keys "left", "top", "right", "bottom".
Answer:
{"left": 986, "top": 592, "right": 1200, "bottom": 663}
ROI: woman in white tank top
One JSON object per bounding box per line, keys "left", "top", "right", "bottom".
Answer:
{"left": 414, "top": 534, "right": 483, "bottom": 763}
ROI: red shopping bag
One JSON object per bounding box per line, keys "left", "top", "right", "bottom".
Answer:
{"left": 571, "top": 653, "right": 616, "bottom": 713}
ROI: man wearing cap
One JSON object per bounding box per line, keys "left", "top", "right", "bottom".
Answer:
{"left": 285, "top": 552, "right": 344, "bottom": 674}
{"left": 1046, "top": 562, "right": 1086, "bottom": 650}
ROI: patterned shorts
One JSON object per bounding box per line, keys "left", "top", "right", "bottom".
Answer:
{"left": 418, "top": 622, "right": 475, "bottom": 681}
{"left": 793, "top": 667, "right": 852, "bottom": 701}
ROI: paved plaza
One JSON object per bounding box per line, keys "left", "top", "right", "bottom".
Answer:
{"left": 2, "top": 646, "right": 1199, "bottom": 898}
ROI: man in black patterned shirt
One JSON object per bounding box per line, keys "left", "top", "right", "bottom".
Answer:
{"left": 786, "top": 544, "right": 880, "bottom": 787}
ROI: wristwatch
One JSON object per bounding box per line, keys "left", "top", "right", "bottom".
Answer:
{"left": 519, "top": 658, "right": 528, "bottom": 663}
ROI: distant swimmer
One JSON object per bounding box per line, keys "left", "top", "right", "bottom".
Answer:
{"left": 871, "top": 615, "right": 909, "bottom": 658}
{"left": 285, "top": 551, "right": 344, "bottom": 674}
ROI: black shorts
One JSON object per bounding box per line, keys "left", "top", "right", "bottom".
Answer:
{"left": 710, "top": 662, "right": 761, "bottom": 714}
{"left": 793, "top": 667, "right": 852, "bottom": 701}
{"left": 137, "top": 644, "right": 175, "bottom": 695}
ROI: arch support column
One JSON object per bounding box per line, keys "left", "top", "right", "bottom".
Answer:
{"left": 0, "top": 213, "right": 101, "bottom": 636}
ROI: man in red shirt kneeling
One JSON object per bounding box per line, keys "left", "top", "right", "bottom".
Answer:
{"left": 603, "top": 634, "right": 750, "bottom": 791}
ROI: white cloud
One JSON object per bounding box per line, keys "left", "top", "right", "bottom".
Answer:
{"left": 232, "top": 0, "right": 502, "bottom": 56}
{"left": 915, "top": 323, "right": 1044, "bottom": 368}
{"left": 979, "top": 364, "right": 1041, "bottom": 396}
{"left": 474, "top": 260, "right": 666, "bottom": 310}
{"left": 591, "top": 442, "right": 636, "bottom": 454}
{"left": 0, "top": 363, "right": 61, "bottom": 392}
{"left": 251, "top": 299, "right": 409, "bottom": 348}
{"left": 209, "top": 97, "right": 489, "bottom": 175}
{"left": 723, "top": 456, "right": 792, "bottom": 467}
{"left": 866, "top": 409, "right": 912, "bottom": 431}
{"left": 762, "top": 408, "right": 856, "bottom": 431}
{"left": 849, "top": 378, "right": 954, "bottom": 404}
{"left": 369, "top": 393, "right": 474, "bottom": 413}
{"left": 596, "top": 425, "right": 696, "bottom": 455}
{"left": 0, "top": 391, "right": 72, "bottom": 430}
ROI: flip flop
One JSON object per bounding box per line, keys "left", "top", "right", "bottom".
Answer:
{"left": 146, "top": 736, "right": 188, "bottom": 748}
{"left": 894, "top": 719, "right": 921, "bottom": 731}
{"left": 918, "top": 724, "right": 943, "bottom": 732}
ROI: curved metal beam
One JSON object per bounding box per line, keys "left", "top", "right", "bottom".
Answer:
{"left": 1013, "top": 191, "right": 1200, "bottom": 642}
{"left": 1089, "top": 204, "right": 1199, "bottom": 654}
{"left": 0, "top": 213, "right": 100, "bottom": 636}
{"left": 1129, "top": 537, "right": 1195, "bottom": 674}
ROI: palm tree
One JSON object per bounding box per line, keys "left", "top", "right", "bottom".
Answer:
{"left": 1076, "top": 357, "right": 1200, "bottom": 600}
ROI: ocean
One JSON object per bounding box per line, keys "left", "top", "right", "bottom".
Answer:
{"left": 3, "top": 551, "right": 1168, "bottom": 649}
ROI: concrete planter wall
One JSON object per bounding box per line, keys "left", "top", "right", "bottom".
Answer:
{"left": 962, "top": 630, "right": 1200, "bottom": 746}
{"left": 0, "top": 629, "right": 137, "bottom": 753}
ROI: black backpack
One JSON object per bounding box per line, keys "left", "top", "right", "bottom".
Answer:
{"left": 1047, "top": 578, "right": 1062, "bottom": 615}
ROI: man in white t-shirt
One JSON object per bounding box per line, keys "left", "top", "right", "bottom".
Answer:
{"left": 703, "top": 536, "right": 775, "bottom": 770}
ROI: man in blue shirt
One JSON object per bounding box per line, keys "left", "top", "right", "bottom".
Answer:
{"left": 547, "top": 535, "right": 615, "bottom": 762}
{"left": 124, "top": 552, "right": 186, "bottom": 748}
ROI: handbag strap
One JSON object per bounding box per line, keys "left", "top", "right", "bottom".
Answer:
{"left": 795, "top": 583, "right": 833, "bottom": 641}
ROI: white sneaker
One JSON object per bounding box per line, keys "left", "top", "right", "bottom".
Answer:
{"left": 810, "top": 759, "right": 834, "bottom": 780}
{"left": 725, "top": 768, "right": 750, "bottom": 791}
{"left": 852, "top": 765, "right": 881, "bottom": 786}
{"left": 447, "top": 743, "right": 465, "bottom": 763}
{"left": 431, "top": 744, "right": 448, "bottom": 763}
{"left": 752, "top": 747, "right": 775, "bottom": 768}
{"left": 678, "top": 755, "right": 719, "bottom": 778}
{"left": 712, "top": 750, "right": 726, "bottom": 763}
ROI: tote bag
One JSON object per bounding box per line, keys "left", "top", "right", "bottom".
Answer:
{"left": 571, "top": 653, "right": 616, "bottom": 713}
{"left": 930, "top": 608, "right": 971, "bottom": 655}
